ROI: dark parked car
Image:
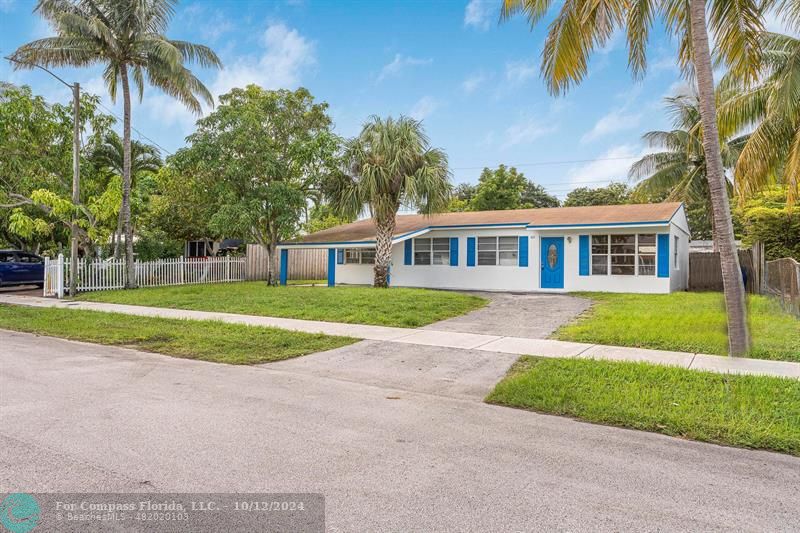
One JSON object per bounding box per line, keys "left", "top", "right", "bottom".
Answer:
{"left": 0, "top": 250, "right": 45, "bottom": 287}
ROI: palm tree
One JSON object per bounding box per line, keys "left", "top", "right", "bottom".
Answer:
{"left": 629, "top": 94, "right": 745, "bottom": 248}
{"left": 331, "top": 116, "right": 451, "bottom": 288}
{"left": 498, "top": 0, "right": 788, "bottom": 356}
{"left": 91, "top": 132, "right": 162, "bottom": 257}
{"left": 11, "top": 0, "right": 221, "bottom": 288}
{"left": 718, "top": 32, "right": 800, "bottom": 203}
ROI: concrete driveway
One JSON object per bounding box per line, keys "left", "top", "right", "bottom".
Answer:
{"left": 2, "top": 329, "right": 798, "bottom": 531}
{"left": 424, "top": 292, "right": 592, "bottom": 338}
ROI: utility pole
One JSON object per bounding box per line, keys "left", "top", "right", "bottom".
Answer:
{"left": 5, "top": 56, "right": 81, "bottom": 297}
{"left": 69, "top": 82, "right": 80, "bottom": 297}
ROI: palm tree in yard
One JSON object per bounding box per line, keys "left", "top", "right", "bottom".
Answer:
{"left": 91, "top": 132, "right": 163, "bottom": 257}
{"left": 629, "top": 94, "right": 746, "bottom": 248}
{"left": 331, "top": 116, "right": 451, "bottom": 288}
{"left": 11, "top": 0, "right": 220, "bottom": 288}
{"left": 499, "top": 0, "right": 797, "bottom": 356}
{"left": 718, "top": 32, "right": 800, "bottom": 204}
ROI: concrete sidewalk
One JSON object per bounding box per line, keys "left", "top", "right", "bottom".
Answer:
{"left": 2, "top": 294, "right": 799, "bottom": 380}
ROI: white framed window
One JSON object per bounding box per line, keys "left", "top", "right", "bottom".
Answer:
{"left": 432, "top": 238, "right": 450, "bottom": 265}
{"left": 413, "top": 238, "right": 449, "bottom": 265}
{"left": 591, "top": 235, "right": 609, "bottom": 275}
{"left": 477, "top": 236, "right": 518, "bottom": 266}
{"left": 344, "top": 248, "right": 376, "bottom": 264}
{"left": 590, "top": 234, "right": 656, "bottom": 276}
{"left": 638, "top": 234, "right": 656, "bottom": 276}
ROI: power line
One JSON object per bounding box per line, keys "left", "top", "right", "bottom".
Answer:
{"left": 450, "top": 156, "right": 639, "bottom": 171}
{"left": 94, "top": 101, "right": 175, "bottom": 156}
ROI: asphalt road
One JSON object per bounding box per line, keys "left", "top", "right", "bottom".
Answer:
{"left": 2, "top": 329, "right": 799, "bottom": 531}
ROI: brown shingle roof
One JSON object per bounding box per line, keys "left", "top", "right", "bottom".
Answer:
{"left": 287, "top": 202, "right": 682, "bottom": 244}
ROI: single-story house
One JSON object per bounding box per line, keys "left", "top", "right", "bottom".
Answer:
{"left": 278, "top": 202, "right": 690, "bottom": 293}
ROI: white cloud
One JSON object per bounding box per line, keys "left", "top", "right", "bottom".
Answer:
{"left": 409, "top": 96, "right": 438, "bottom": 121}
{"left": 212, "top": 22, "right": 315, "bottom": 97}
{"left": 567, "top": 144, "right": 651, "bottom": 186}
{"left": 504, "top": 59, "right": 537, "bottom": 86}
{"left": 140, "top": 22, "right": 315, "bottom": 131}
{"left": 377, "top": 54, "right": 433, "bottom": 82}
{"left": 581, "top": 110, "right": 642, "bottom": 143}
{"left": 462, "top": 72, "right": 488, "bottom": 94}
{"left": 501, "top": 117, "right": 555, "bottom": 148}
{"left": 464, "top": 0, "right": 493, "bottom": 31}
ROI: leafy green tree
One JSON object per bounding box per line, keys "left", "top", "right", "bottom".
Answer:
{"left": 470, "top": 165, "right": 527, "bottom": 211}
{"left": 12, "top": 0, "right": 221, "bottom": 287}
{"left": 521, "top": 180, "right": 560, "bottom": 208}
{"left": 563, "top": 183, "right": 631, "bottom": 207}
{"left": 718, "top": 32, "right": 800, "bottom": 203}
{"left": 330, "top": 116, "right": 451, "bottom": 288}
{"left": 447, "top": 183, "right": 477, "bottom": 212}
{"left": 90, "top": 132, "right": 162, "bottom": 257}
{"left": 176, "top": 85, "right": 341, "bottom": 285}
{"left": 736, "top": 188, "right": 800, "bottom": 261}
{"left": 629, "top": 94, "right": 745, "bottom": 243}
{"left": 303, "top": 204, "right": 354, "bottom": 234}
{"left": 500, "top": 0, "right": 792, "bottom": 355}
{"left": 0, "top": 85, "right": 114, "bottom": 254}
{"left": 449, "top": 168, "right": 558, "bottom": 212}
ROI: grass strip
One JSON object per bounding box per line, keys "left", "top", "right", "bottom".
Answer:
{"left": 555, "top": 292, "right": 799, "bottom": 362}
{"left": 487, "top": 356, "right": 800, "bottom": 455}
{"left": 0, "top": 304, "right": 356, "bottom": 364}
{"left": 77, "top": 282, "right": 488, "bottom": 328}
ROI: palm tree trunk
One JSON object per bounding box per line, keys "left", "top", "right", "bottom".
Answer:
{"left": 113, "top": 213, "right": 123, "bottom": 259}
{"left": 373, "top": 211, "right": 395, "bottom": 288}
{"left": 689, "top": 0, "right": 750, "bottom": 356}
{"left": 120, "top": 64, "right": 136, "bottom": 288}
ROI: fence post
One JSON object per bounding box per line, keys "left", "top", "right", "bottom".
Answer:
{"left": 57, "top": 253, "right": 65, "bottom": 299}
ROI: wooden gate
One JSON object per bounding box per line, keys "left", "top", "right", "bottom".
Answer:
{"left": 688, "top": 246, "right": 764, "bottom": 293}
{"left": 246, "top": 245, "right": 327, "bottom": 281}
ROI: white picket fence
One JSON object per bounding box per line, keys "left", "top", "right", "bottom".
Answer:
{"left": 43, "top": 254, "right": 247, "bottom": 298}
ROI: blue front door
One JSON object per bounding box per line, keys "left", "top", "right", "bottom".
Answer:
{"left": 540, "top": 237, "right": 564, "bottom": 289}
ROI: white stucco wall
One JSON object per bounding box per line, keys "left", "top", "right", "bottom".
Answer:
{"left": 326, "top": 222, "right": 688, "bottom": 294}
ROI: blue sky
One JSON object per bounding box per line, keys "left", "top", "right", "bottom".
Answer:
{"left": 1, "top": 0, "right": 793, "bottom": 199}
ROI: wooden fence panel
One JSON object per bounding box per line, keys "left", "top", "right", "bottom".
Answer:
{"left": 245, "top": 245, "right": 327, "bottom": 281}
{"left": 766, "top": 258, "right": 800, "bottom": 315}
{"left": 688, "top": 249, "right": 759, "bottom": 293}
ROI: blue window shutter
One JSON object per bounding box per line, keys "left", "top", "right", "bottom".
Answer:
{"left": 467, "top": 237, "right": 476, "bottom": 267}
{"left": 450, "top": 237, "right": 459, "bottom": 266}
{"left": 279, "top": 249, "right": 288, "bottom": 286}
{"left": 327, "top": 248, "right": 336, "bottom": 286}
{"left": 404, "top": 240, "right": 412, "bottom": 265}
{"left": 657, "top": 234, "right": 670, "bottom": 277}
{"left": 518, "top": 236, "right": 529, "bottom": 267}
{"left": 579, "top": 235, "right": 589, "bottom": 276}
{"left": 336, "top": 248, "right": 344, "bottom": 264}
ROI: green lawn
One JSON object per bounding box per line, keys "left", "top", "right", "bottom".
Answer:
{"left": 487, "top": 356, "right": 800, "bottom": 455}
{"left": 0, "top": 304, "right": 355, "bottom": 364}
{"left": 77, "top": 282, "right": 487, "bottom": 328}
{"left": 287, "top": 279, "right": 327, "bottom": 286}
{"left": 556, "top": 292, "right": 799, "bottom": 362}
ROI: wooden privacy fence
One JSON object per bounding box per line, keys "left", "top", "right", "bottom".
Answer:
{"left": 245, "top": 244, "right": 327, "bottom": 281}
{"left": 44, "top": 254, "right": 246, "bottom": 297}
{"left": 766, "top": 258, "right": 800, "bottom": 315}
{"left": 688, "top": 247, "right": 763, "bottom": 293}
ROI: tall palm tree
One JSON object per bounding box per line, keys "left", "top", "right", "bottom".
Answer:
{"left": 11, "top": 0, "right": 221, "bottom": 288}
{"left": 331, "top": 116, "right": 451, "bottom": 288}
{"left": 91, "top": 131, "right": 162, "bottom": 257}
{"left": 718, "top": 32, "right": 800, "bottom": 204}
{"left": 499, "top": 0, "right": 788, "bottom": 356}
{"left": 629, "top": 94, "right": 745, "bottom": 247}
